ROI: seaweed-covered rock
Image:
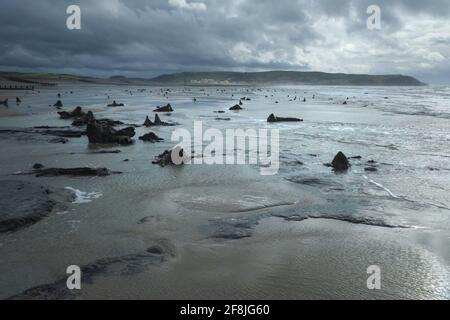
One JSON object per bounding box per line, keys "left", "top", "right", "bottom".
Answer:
{"left": 143, "top": 114, "right": 176, "bottom": 127}
{"left": 152, "top": 147, "right": 184, "bottom": 167}
{"left": 115, "top": 127, "right": 136, "bottom": 138}
{"left": 86, "top": 121, "right": 134, "bottom": 145}
{"left": 229, "top": 104, "right": 243, "bottom": 111}
{"left": 267, "top": 114, "right": 303, "bottom": 123}
{"left": 32, "top": 165, "right": 112, "bottom": 177}
{"left": 139, "top": 132, "right": 164, "bottom": 143}
{"left": 7, "top": 245, "right": 172, "bottom": 300}
{"left": 107, "top": 101, "right": 125, "bottom": 107}
{"left": 58, "top": 106, "right": 85, "bottom": 120}
{"left": 0, "top": 180, "right": 70, "bottom": 233}
{"left": 153, "top": 104, "right": 173, "bottom": 112}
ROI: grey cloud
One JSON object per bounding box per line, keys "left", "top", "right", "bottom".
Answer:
{"left": 0, "top": 0, "right": 449, "bottom": 83}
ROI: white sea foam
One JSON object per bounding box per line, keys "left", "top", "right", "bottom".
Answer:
{"left": 364, "top": 176, "right": 399, "bottom": 199}
{"left": 65, "top": 187, "right": 102, "bottom": 204}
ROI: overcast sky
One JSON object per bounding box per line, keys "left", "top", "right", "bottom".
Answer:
{"left": 1, "top": 0, "right": 450, "bottom": 84}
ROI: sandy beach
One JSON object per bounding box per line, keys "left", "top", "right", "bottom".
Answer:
{"left": 0, "top": 83, "right": 449, "bottom": 300}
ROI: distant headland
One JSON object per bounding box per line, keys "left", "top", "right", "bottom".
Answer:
{"left": 0, "top": 70, "right": 425, "bottom": 87}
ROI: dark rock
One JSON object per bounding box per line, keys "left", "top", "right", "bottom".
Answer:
{"left": 16, "top": 97, "right": 21, "bottom": 104}
{"left": 39, "top": 128, "right": 84, "bottom": 138}
{"left": 70, "top": 110, "right": 95, "bottom": 126}
{"left": 349, "top": 156, "right": 362, "bottom": 160}
{"left": 33, "top": 167, "right": 112, "bottom": 177}
{"left": 364, "top": 167, "right": 378, "bottom": 172}
{"left": 7, "top": 246, "right": 171, "bottom": 300}
{"left": 58, "top": 106, "right": 85, "bottom": 120}
{"left": 153, "top": 104, "right": 173, "bottom": 112}
{"left": 214, "top": 111, "right": 225, "bottom": 114}
{"left": 343, "top": 101, "right": 348, "bottom": 105}
{"left": 152, "top": 147, "right": 184, "bottom": 167}
{"left": 229, "top": 104, "right": 243, "bottom": 111}
{"left": 91, "top": 150, "right": 121, "bottom": 154}
{"left": 33, "top": 163, "right": 44, "bottom": 169}
{"left": 139, "top": 132, "right": 164, "bottom": 143}
{"left": 0, "top": 180, "right": 69, "bottom": 233}
{"left": 0, "top": 98, "right": 9, "bottom": 106}
{"left": 154, "top": 114, "right": 163, "bottom": 126}
{"left": 97, "top": 119, "right": 125, "bottom": 127}
{"left": 143, "top": 116, "right": 154, "bottom": 127}
{"left": 331, "top": 151, "right": 351, "bottom": 172}
{"left": 147, "top": 246, "right": 164, "bottom": 255}
{"left": 107, "top": 101, "right": 125, "bottom": 107}
{"left": 0, "top": 127, "right": 86, "bottom": 139}
{"left": 86, "top": 121, "right": 134, "bottom": 145}
{"left": 209, "top": 216, "right": 260, "bottom": 240}
{"left": 267, "top": 114, "right": 303, "bottom": 123}
{"left": 115, "top": 127, "right": 135, "bottom": 138}
{"left": 53, "top": 100, "right": 63, "bottom": 108}
{"left": 143, "top": 114, "right": 176, "bottom": 127}
{"left": 215, "top": 117, "right": 231, "bottom": 121}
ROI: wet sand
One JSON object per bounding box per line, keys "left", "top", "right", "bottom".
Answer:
{"left": 0, "top": 84, "right": 449, "bottom": 300}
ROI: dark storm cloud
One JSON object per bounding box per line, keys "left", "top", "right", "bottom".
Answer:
{"left": 0, "top": 0, "right": 449, "bottom": 83}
